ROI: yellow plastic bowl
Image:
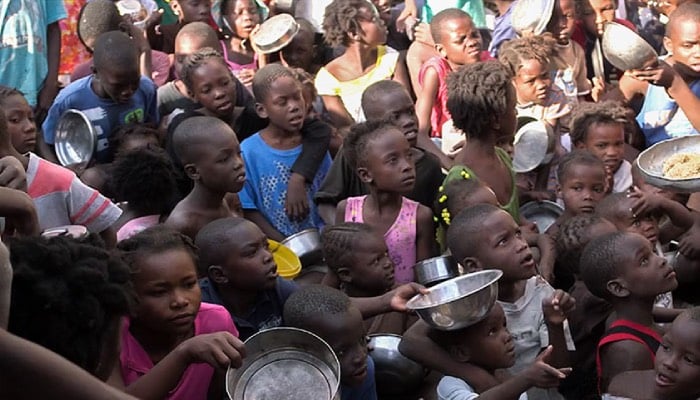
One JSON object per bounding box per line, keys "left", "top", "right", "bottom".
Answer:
{"left": 268, "top": 239, "right": 302, "bottom": 280}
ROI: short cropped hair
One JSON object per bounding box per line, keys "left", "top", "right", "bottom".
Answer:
{"left": 446, "top": 61, "right": 513, "bottom": 139}
{"left": 322, "top": 0, "right": 376, "bottom": 47}
{"left": 176, "top": 21, "right": 221, "bottom": 50}
{"left": 284, "top": 284, "right": 352, "bottom": 329}
{"left": 580, "top": 232, "right": 627, "bottom": 299}
{"left": 171, "top": 116, "right": 233, "bottom": 165}
{"left": 594, "top": 192, "right": 629, "bottom": 221}
{"left": 447, "top": 204, "right": 502, "bottom": 262}
{"left": 430, "top": 8, "right": 473, "bottom": 44}
{"left": 93, "top": 31, "right": 138, "bottom": 72}
{"left": 77, "top": 0, "right": 122, "bottom": 51}
{"left": 557, "top": 149, "right": 606, "bottom": 183}
{"left": 569, "top": 100, "right": 628, "bottom": 145}
{"left": 194, "top": 217, "right": 249, "bottom": 274}
{"left": 252, "top": 63, "right": 298, "bottom": 103}
{"left": 361, "top": 80, "right": 409, "bottom": 119}
{"left": 667, "top": 2, "right": 700, "bottom": 38}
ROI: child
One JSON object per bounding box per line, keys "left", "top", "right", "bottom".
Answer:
{"left": 166, "top": 116, "right": 246, "bottom": 240}
{"left": 280, "top": 18, "right": 321, "bottom": 75}
{"left": 147, "top": 0, "right": 212, "bottom": 54}
{"left": 570, "top": 100, "right": 631, "bottom": 193}
{"left": 116, "top": 226, "right": 245, "bottom": 400}
{"left": 195, "top": 217, "right": 299, "bottom": 341}
{"left": 499, "top": 35, "right": 572, "bottom": 148}
{"left": 284, "top": 284, "right": 379, "bottom": 399}
{"left": 0, "top": 97, "right": 122, "bottom": 246}
{"left": 607, "top": 307, "right": 700, "bottom": 400}
{"left": 415, "top": 8, "right": 486, "bottom": 167}
{"left": 239, "top": 64, "right": 332, "bottom": 241}
{"left": 337, "top": 120, "right": 436, "bottom": 284}
{"left": 315, "top": 79, "right": 443, "bottom": 224}
{"left": 8, "top": 234, "right": 132, "bottom": 380}
{"left": 316, "top": 0, "right": 410, "bottom": 127}
{"left": 446, "top": 61, "right": 521, "bottom": 223}
{"left": 402, "top": 204, "right": 576, "bottom": 400}
{"left": 579, "top": 231, "right": 678, "bottom": 393}
{"left": 432, "top": 303, "right": 572, "bottom": 399}
{"left": 112, "top": 148, "right": 179, "bottom": 241}
{"left": 42, "top": 31, "right": 159, "bottom": 164}
{"left": 0, "top": 86, "right": 38, "bottom": 155}
{"left": 217, "top": 0, "right": 264, "bottom": 88}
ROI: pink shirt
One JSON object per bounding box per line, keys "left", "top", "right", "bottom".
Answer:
{"left": 120, "top": 303, "right": 239, "bottom": 400}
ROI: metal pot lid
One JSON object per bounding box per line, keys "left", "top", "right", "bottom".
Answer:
{"left": 519, "top": 200, "right": 564, "bottom": 233}
{"left": 602, "top": 21, "right": 658, "bottom": 71}
{"left": 511, "top": 0, "right": 555, "bottom": 36}
{"left": 54, "top": 109, "right": 96, "bottom": 169}
{"left": 512, "top": 120, "right": 552, "bottom": 173}
{"left": 252, "top": 13, "right": 300, "bottom": 54}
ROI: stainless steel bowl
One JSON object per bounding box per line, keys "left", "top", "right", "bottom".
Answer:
{"left": 406, "top": 270, "right": 503, "bottom": 331}
{"left": 602, "top": 21, "right": 658, "bottom": 71}
{"left": 636, "top": 136, "right": 700, "bottom": 192}
{"left": 226, "top": 327, "right": 340, "bottom": 400}
{"left": 282, "top": 228, "right": 323, "bottom": 267}
{"left": 520, "top": 200, "right": 564, "bottom": 233}
{"left": 511, "top": 0, "right": 555, "bottom": 35}
{"left": 413, "top": 256, "right": 459, "bottom": 287}
{"left": 513, "top": 118, "right": 554, "bottom": 173}
{"left": 252, "top": 13, "right": 300, "bottom": 54}
{"left": 368, "top": 334, "right": 425, "bottom": 396}
{"left": 54, "top": 109, "right": 96, "bottom": 170}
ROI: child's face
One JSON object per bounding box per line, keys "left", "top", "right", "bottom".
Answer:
{"left": 468, "top": 210, "right": 536, "bottom": 281}
{"left": 664, "top": 19, "right": 700, "bottom": 80}
{"left": 189, "top": 60, "right": 238, "bottom": 118}
{"left": 361, "top": 127, "right": 416, "bottom": 193}
{"left": 371, "top": 0, "right": 392, "bottom": 26}
{"left": 616, "top": 233, "right": 677, "bottom": 298}
{"left": 547, "top": 0, "right": 576, "bottom": 45}
{"left": 190, "top": 127, "right": 246, "bottom": 193}
{"left": 513, "top": 58, "right": 552, "bottom": 105}
{"left": 94, "top": 64, "right": 141, "bottom": 104}
{"left": 581, "top": 0, "right": 616, "bottom": 37}
{"left": 558, "top": 163, "right": 606, "bottom": 215}
{"left": 576, "top": 122, "right": 625, "bottom": 174}
{"left": 174, "top": 36, "right": 206, "bottom": 80}
{"left": 257, "top": 76, "right": 306, "bottom": 133}
{"left": 218, "top": 222, "right": 278, "bottom": 291}
{"left": 355, "top": 5, "right": 388, "bottom": 47}
{"left": 612, "top": 197, "right": 661, "bottom": 247}
{"left": 364, "top": 89, "right": 419, "bottom": 147}
{"left": 224, "top": 0, "right": 260, "bottom": 39}
{"left": 457, "top": 304, "right": 515, "bottom": 370}
{"left": 495, "top": 129, "right": 515, "bottom": 159}
{"left": 436, "top": 16, "right": 482, "bottom": 66}
{"left": 1, "top": 94, "right": 37, "bottom": 154}
{"left": 131, "top": 249, "right": 202, "bottom": 336}
{"left": 654, "top": 315, "right": 700, "bottom": 399}
{"left": 281, "top": 29, "right": 316, "bottom": 71}
{"left": 172, "top": 0, "right": 211, "bottom": 23}
{"left": 343, "top": 231, "right": 395, "bottom": 293}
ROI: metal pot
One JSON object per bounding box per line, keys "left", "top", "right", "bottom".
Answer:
{"left": 602, "top": 21, "right": 658, "bottom": 71}
{"left": 281, "top": 228, "right": 323, "bottom": 267}
{"left": 368, "top": 334, "right": 425, "bottom": 396}
{"left": 54, "top": 109, "right": 96, "bottom": 172}
{"left": 519, "top": 200, "right": 564, "bottom": 233}
{"left": 413, "top": 256, "right": 459, "bottom": 287}
{"left": 511, "top": 0, "right": 555, "bottom": 36}
{"left": 252, "top": 13, "right": 300, "bottom": 54}
{"left": 512, "top": 117, "right": 555, "bottom": 173}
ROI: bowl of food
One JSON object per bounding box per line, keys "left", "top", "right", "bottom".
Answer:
{"left": 519, "top": 200, "right": 564, "bottom": 233}
{"left": 511, "top": 0, "right": 555, "bottom": 36}
{"left": 268, "top": 239, "right": 302, "bottom": 279}
{"left": 281, "top": 228, "right": 323, "bottom": 267}
{"left": 226, "top": 327, "right": 340, "bottom": 400}
{"left": 54, "top": 109, "right": 96, "bottom": 171}
{"left": 602, "top": 21, "right": 658, "bottom": 71}
{"left": 413, "top": 255, "right": 460, "bottom": 287}
{"left": 252, "top": 13, "right": 300, "bottom": 54}
{"left": 636, "top": 136, "right": 700, "bottom": 192}
{"left": 406, "top": 270, "right": 503, "bottom": 331}
{"left": 368, "top": 334, "right": 425, "bottom": 396}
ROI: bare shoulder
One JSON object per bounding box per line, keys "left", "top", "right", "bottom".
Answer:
{"left": 607, "top": 369, "right": 656, "bottom": 399}
{"left": 601, "top": 339, "right": 656, "bottom": 370}
{"left": 416, "top": 204, "right": 434, "bottom": 225}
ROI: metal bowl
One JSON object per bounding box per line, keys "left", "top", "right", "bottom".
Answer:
{"left": 602, "top": 22, "right": 658, "bottom": 71}
{"left": 252, "top": 13, "right": 300, "bottom": 54}
{"left": 41, "top": 225, "right": 89, "bottom": 239}
{"left": 368, "top": 334, "right": 425, "bottom": 396}
{"left": 54, "top": 109, "right": 96, "bottom": 169}
{"left": 413, "top": 256, "right": 459, "bottom": 287}
{"left": 406, "top": 270, "right": 503, "bottom": 331}
{"left": 513, "top": 118, "right": 555, "bottom": 173}
{"left": 511, "top": 0, "right": 555, "bottom": 36}
{"left": 226, "top": 327, "right": 340, "bottom": 400}
{"left": 636, "top": 136, "right": 700, "bottom": 192}
{"left": 519, "top": 200, "right": 564, "bottom": 233}
{"left": 282, "top": 228, "right": 323, "bottom": 267}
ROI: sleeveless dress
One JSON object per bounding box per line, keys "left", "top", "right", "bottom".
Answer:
{"left": 344, "top": 195, "right": 418, "bottom": 284}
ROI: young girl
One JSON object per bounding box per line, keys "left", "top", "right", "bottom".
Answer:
{"left": 116, "top": 226, "right": 245, "bottom": 400}
{"left": 315, "top": 0, "right": 411, "bottom": 127}
{"left": 336, "top": 120, "right": 435, "bottom": 284}
{"left": 0, "top": 86, "right": 37, "bottom": 155}
{"left": 217, "top": 0, "right": 266, "bottom": 89}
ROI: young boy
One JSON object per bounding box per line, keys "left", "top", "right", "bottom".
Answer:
{"left": 284, "top": 284, "right": 378, "bottom": 400}
{"left": 570, "top": 100, "right": 631, "bottom": 193}
{"left": 415, "top": 8, "right": 486, "bottom": 167}
{"left": 239, "top": 64, "right": 331, "bottom": 241}
{"left": 165, "top": 116, "right": 246, "bottom": 240}
{"left": 432, "top": 303, "right": 572, "bottom": 399}
{"left": 147, "top": 0, "right": 211, "bottom": 54}
{"left": 401, "top": 204, "right": 576, "bottom": 400}
{"left": 315, "top": 80, "right": 443, "bottom": 224}
{"left": 195, "top": 217, "right": 298, "bottom": 341}
{"left": 42, "top": 31, "right": 159, "bottom": 164}
{"left": 579, "top": 231, "right": 678, "bottom": 393}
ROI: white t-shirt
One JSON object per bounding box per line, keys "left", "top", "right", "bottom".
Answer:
{"left": 438, "top": 376, "right": 528, "bottom": 400}
{"left": 613, "top": 160, "right": 633, "bottom": 193}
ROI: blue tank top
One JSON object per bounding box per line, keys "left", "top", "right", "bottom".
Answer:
{"left": 636, "top": 77, "right": 700, "bottom": 146}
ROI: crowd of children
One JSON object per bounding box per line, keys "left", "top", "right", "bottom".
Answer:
{"left": 2, "top": 0, "right": 700, "bottom": 399}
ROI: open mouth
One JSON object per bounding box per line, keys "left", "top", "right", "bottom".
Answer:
{"left": 579, "top": 205, "right": 595, "bottom": 213}
{"left": 521, "top": 253, "right": 536, "bottom": 269}
{"left": 656, "top": 372, "right": 674, "bottom": 387}
{"left": 404, "top": 129, "right": 418, "bottom": 142}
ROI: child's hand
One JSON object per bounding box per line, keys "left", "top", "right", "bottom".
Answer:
{"left": 522, "top": 346, "right": 572, "bottom": 388}
{"left": 413, "top": 22, "right": 434, "bottom": 46}
{"left": 395, "top": 1, "right": 417, "bottom": 32}
{"left": 591, "top": 77, "right": 606, "bottom": 102}
{"left": 0, "top": 156, "right": 27, "bottom": 191}
{"left": 542, "top": 290, "right": 575, "bottom": 325}
{"left": 388, "top": 283, "right": 429, "bottom": 312}
{"left": 627, "top": 186, "right": 663, "bottom": 218}
{"left": 627, "top": 60, "right": 676, "bottom": 89}
{"left": 679, "top": 223, "right": 700, "bottom": 259}
{"left": 236, "top": 68, "right": 255, "bottom": 87}
{"left": 285, "top": 173, "right": 310, "bottom": 221}
{"left": 179, "top": 332, "right": 246, "bottom": 370}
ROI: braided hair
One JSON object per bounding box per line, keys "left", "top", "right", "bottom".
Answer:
{"left": 117, "top": 225, "right": 198, "bottom": 275}
{"left": 180, "top": 47, "right": 231, "bottom": 94}
{"left": 434, "top": 169, "right": 487, "bottom": 228}
{"left": 321, "top": 222, "right": 375, "bottom": 273}
{"left": 322, "top": 0, "right": 377, "bottom": 47}
{"left": 555, "top": 215, "right": 616, "bottom": 275}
